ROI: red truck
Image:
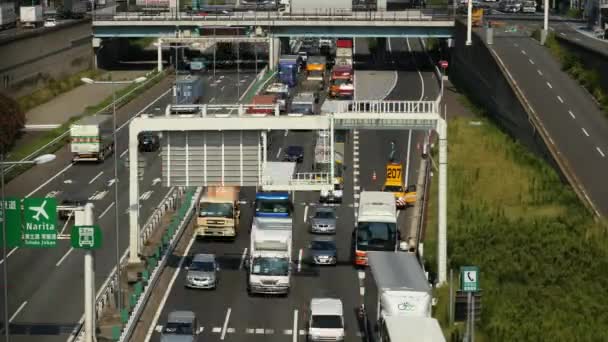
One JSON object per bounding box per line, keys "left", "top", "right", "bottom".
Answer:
{"left": 329, "top": 65, "right": 354, "bottom": 99}
{"left": 247, "top": 94, "right": 278, "bottom": 114}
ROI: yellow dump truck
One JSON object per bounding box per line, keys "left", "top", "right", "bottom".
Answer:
{"left": 195, "top": 186, "right": 240, "bottom": 239}
{"left": 472, "top": 7, "right": 484, "bottom": 27}
{"left": 382, "top": 163, "right": 416, "bottom": 209}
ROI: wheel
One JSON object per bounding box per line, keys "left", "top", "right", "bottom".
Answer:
{"left": 99, "top": 151, "right": 105, "bottom": 162}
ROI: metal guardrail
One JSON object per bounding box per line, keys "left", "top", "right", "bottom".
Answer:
{"left": 118, "top": 187, "right": 201, "bottom": 342}
{"left": 69, "top": 186, "right": 185, "bottom": 342}
{"left": 93, "top": 7, "right": 454, "bottom": 22}
{"left": 2, "top": 70, "right": 163, "bottom": 177}
{"left": 345, "top": 100, "right": 440, "bottom": 114}
{"left": 167, "top": 103, "right": 281, "bottom": 117}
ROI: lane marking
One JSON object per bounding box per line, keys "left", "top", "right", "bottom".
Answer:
{"left": 220, "top": 308, "right": 232, "bottom": 340}
{"left": 559, "top": 32, "right": 566, "bottom": 36}
{"left": 210, "top": 97, "right": 215, "bottom": 103}
{"left": 239, "top": 248, "right": 248, "bottom": 270}
{"left": 227, "top": 328, "right": 235, "bottom": 333}
{"left": 568, "top": 110, "right": 576, "bottom": 119}
{"left": 292, "top": 310, "right": 299, "bottom": 342}
{"left": 255, "top": 328, "right": 264, "bottom": 334}
{"left": 284, "top": 329, "right": 292, "bottom": 335}
{"left": 529, "top": 59, "right": 535, "bottom": 65}
{"left": 25, "top": 163, "right": 73, "bottom": 198}
{"left": 59, "top": 212, "right": 74, "bottom": 234}
{"left": 212, "top": 327, "right": 222, "bottom": 333}
{"left": 514, "top": 43, "right": 519, "bottom": 47}
{"left": 276, "top": 147, "right": 282, "bottom": 159}
{"left": 99, "top": 202, "right": 115, "bottom": 219}
{"left": 547, "top": 82, "right": 553, "bottom": 89}
{"left": 521, "top": 50, "right": 527, "bottom": 55}
{"left": 63, "top": 179, "right": 73, "bottom": 184}
{"left": 0, "top": 248, "right": 17, "bottom": 265}
{"left": 303, "top": 205, "right": 308, "bottom": 223}
{"left": 246, "top": 328, "right": 255, "bottom": 334}
{"left": 45, "top": 190, "right": 61, "bottom": 198}
{"left": 405, "top": 130, "right": 413, "bottom": 185}
{"left": 120, "top": 149, "right": 128, "bottom": 158}
{"left": 582, "top": 128, "right": 589, "bottom": 137}
{"left": 284, "top": 130, "right": 289, "bottom": 137}
{"left": 152, "top": 178, "right": 161, "bottom": 186}
{"left": 107, "top": 178, "right": 117, "bottom": 187}
{"left": 88, "top": 171, "right": 104, "bottom": 184}
{"left": 143, "top": 235, "right": 197, "bottom": 342}
{"left": 9, "top": 301, "right": 27, "bottom": 322}
{"left": 406, "top": 37, "right": 425, "bottom": 101}
{"left": 140, "top": 190, "right": 154, "bottom": 201}
{"left": 297, "top": 248, "right": 303, "bottom": 272}
{"left": 89, "top": 190, "right": 109, "bottom": 201}
{"left": 537, "top": 69, "right": 543, "bottom": 76}
{"left": 56, "top": 248, "right": 74, "bottom": 267}
{"left": 557, "top": 95, "right": 564, "bottom": 103}
{"left": 597, "top": 147, "right": 605, "bottom": 157}
{"left": 354, "top": 157, "right": 359, "bottom": 163}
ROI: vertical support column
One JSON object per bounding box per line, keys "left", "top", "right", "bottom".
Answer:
{"left": 437, "top": 119, "right": 448, "bottom": 285}
{"left": 330, "top": 119, "right": 335, "bottom": 185}
{"left": 78, "top": 203, "right": 96, "bottom": 342}
{"left": 129, "top": 124, "right": 141, "bottom": 265}
{"left": 466, "top": 0, "right": 473, "bottom": 46}
{"left": 541, "top": 0, "right": 549, "bottom": 45}
{"left": 279, "top": 37, "right": 290, "bottom": 54}
{"left": 261, "top": 131, "right": 267, "bottom": 165}
{"left": 268, "top": 37, "right": 280, "bottom": 71}
{"left": 157, "top": 38, "right": 163, "bottom": 72}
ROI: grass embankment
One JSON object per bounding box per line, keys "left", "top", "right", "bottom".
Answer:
{"left": 5, "top": 70, "right": 167, "bottom": 182}
{"left": 239, "top": 70, "right": 277, "bottom": 104}
{"left": 532, "top": 29, "right": 608, "bottom": 116}
{"left": 424, "top": 97, "right": 608, "bottom": 341}
{"left": 17, "top": 69, "right": 103, "bottom": 113}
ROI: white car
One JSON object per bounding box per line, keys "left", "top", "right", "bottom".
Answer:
{"left": 43, "top": 18, "right": 56, "bottom": 27}
{"left": 308, "top": 298, "right": 345, "bottom": 341}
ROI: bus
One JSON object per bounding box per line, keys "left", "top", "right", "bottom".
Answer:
{"left": 352, "top": 191, "right": 399, "bottom": 266}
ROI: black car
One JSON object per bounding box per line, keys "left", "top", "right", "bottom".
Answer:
{"left": 308, "top": 237, "right": 337, "bottom": 266}
{"left": 138, "top": 132, "right": 160, "bottom": 152}
{"left": 283, "top": 145, "right": 304, "bottom": 163}
{"left": 59, "top": 196, "right": 87, "bottom": 220}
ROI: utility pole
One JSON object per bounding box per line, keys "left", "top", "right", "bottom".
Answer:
{"left": 541, "top": 0, "right": 549, "bottom": 45}
{"left": 77, "top": 203, "right": 96, "bottom": 342}
{"left": 466, "top": 0, "right": 473, "bottom": 45}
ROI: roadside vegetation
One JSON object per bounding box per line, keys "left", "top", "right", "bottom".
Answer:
{"left": 424, "top": 96, "right": 608, "bottom": 341}
{"left": 17, "top": 69, "right": 103, "bottom": 113}
{"left": 0, "top": 93, "right": 26, "bottom": 153}
{"left": 4, "top": 70, "right": 167, "bottom": 181}
{"left": 532, "top": 29, "right": 608, "bottom": 116}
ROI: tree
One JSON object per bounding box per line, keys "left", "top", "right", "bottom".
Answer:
{"left": 0, "top": 93, "right": 25, "bottom": 154}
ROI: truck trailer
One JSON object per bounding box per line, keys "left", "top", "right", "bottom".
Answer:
{"left": 0, "top": 2, "right": 16, "bottom": 30}
{"left": 195, "top": 186, "right": 240, "bottom": 239}
{"left": 175, "top": 75, "right": 204, "bottom": 105}
{"left": 381, "top": 316, "right": 446, "bottom": 342}
{"left": 70, "top": 115, "right": 114, "bottom": 162}
{"left": 364, "top": 251, "right": 433, "bottom": 342}
{"left": 20, "top": 5, "right": 43, "bottom": 28}
{"left": 248, "top": 217, "right": 293, "bottom": 295}
{"left": 278, "top": 55, "right": 300, "bottom": 88}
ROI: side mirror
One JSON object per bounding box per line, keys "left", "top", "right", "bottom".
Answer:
{"left": 184, "top": 266, "right": 190, "bottom": 270}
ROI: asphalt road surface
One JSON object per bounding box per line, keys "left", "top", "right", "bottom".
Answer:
{"left": 0, "top": 70, "right": 256, "bottom": 342}
{"left": 142, "top": 38, "right": 438, "bottom": 342}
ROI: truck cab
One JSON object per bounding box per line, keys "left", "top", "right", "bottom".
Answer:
{"left": 291, "top": 93, "right": 318, "bottom": 115}
{"left": 329, "top": 65, "right": 354, "bottom": 99}
{"left": 195, "top": 187, "right": 240, "bottom": 239}
{"left": 382, "top": 163, "right": 416, "bottom": 209}
{"left": 264, "top": 83, "right": 290, "bottom": 113}
{"left": 279, "top": 55, "right": 300, "bottom": 88}
{"left": 307, "top": 298, "right": 345, "bottom": 342}
{"left": 247, "top": 94, "right": 278, "bottom": 115}
{"left": 254, "top": 192, "right": 292, "bottom": 218}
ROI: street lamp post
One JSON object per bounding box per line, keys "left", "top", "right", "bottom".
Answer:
{"left": 80, "top": 75, "right": 146, "bottom": 314}
{"left": 1, "top": 153, "right": 56, "bottom": 342}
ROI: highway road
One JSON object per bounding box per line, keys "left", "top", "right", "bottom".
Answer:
{"left": 140, "top": 38, "right": 439, "bottom": 342}
{"left": 488, "top": 32, "right": 608, "bottom": 216}
{"left": 0, "top": 70, "right": 256, "bottom": 341}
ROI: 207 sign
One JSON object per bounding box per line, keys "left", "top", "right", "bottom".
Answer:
{"left": 386, "top": 164, "right": 403, "bottom": 181}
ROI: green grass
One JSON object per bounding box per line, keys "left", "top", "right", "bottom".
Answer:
{"left": 4, "top": 70, "right": 167, "bottom": 182}
{"left": 239, "top": 70, "right": 277, "bottom": 104}
{"left": 17, "top": 69, "right": 103, "bottom": 113}
{"left": 424, "top": 96, "right": 608, "bottom": 341}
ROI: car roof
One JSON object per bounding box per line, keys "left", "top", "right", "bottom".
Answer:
{"left": 311, "top": 235, "right": 336, "bottom": 243}
{"left": 315, "top": 207, "right": 335, "bottom": 214}
{"left": 167, "top": 310, "right": 196, "bottom": 323}
{"left": 192, "top": 253, "right": 216, "bottom": 263}
{"left": 287, "top": 145, "right": 303, "bottom": 151}
{"left": 310, "top": 298, "right": 343, "bottom": 316}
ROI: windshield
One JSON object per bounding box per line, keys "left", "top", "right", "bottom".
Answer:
{"left": 199, "top": 202, "right": 233, "bottom": 218}
{"left": 190, "top": 261, "right": 215, "bottom": 272}
{"left": 356, "top": 222, "right": 397, "bottom": 251}
{"left": 314, "top": 210, "right": 335, "bottom": 219}
{"left": 308, "top": 70, "right": 324, "bottom": 78}
{"left": 384, "top": 185, "right": 404, "bottom": 192}
{"left": 311, "top": 240, "right": 336, "bottom": 250}
{"left": 163, "top": 322, "right": 193, "bottom": 335}
{"left": 255, "top": 199, "right": 292, "bottom": 216}
{"left": 291, "top": 103, "right": 313, "bottom": 114}
{"left": 311, "top": 315, "right": 343, "bottom": 329}
{"left": 332, "top": 78, "right": 350, "bottom": 86}
{"left": 251, "top": 257, "right": 289, "bottom": 276}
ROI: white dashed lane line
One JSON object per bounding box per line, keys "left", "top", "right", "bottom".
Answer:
{"left": 557, "top": 96, "right": 564, "bottom": 103}
{"left": 547, "top": 82, "right": 553, "bottom": 89}
{"left": 568, "top": 110, "right": 576, "bottom": 119}
{"left": 521, "top": 50, "right": 527, "bottom": 55}
{"left": 529, "top": 59, "right": 535, "bottom": 65}
{"left": 597, "top": 147, "right": 606, "bottom": 158}
{"left": 582, "top": 128, "right": 589, "bottom": 137}
{"left": 537, "top": 69, "right": 543, "bottom": 76}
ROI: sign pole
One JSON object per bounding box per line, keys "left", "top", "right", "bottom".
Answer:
{"left": 1, "top": 153, "right": 10, "bottom": 342}
{"left": 77, "top": 203, "right": 97, "bottom": 342}
{"left": 471, "top": 292, "right": 476, "bottom": 342}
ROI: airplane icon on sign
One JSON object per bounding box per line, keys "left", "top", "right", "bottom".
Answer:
{"left": 29, "top": 200, "right": 49, "bottom": 221}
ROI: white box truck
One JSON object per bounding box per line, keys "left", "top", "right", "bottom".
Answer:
{"left": 70, "top": 115, "right": 114, "bottom": 162}
{"left": 381, "top": 316, "right": 446, "bottom": 342}
{"left": 0, "top": 2, "right": 17, "bottom": 30}
{"left": 20, "top": 5, "right": 43, "bottom": 28}
{"left": 364, "top": 251, "right": 433, "bottom": 342}
{"left": 247, "top": 217, "right": 293, "bottom": 295}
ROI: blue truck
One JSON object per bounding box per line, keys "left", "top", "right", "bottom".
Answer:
{"left": 254, "top": 192, "right": 292, "bottom": 218}
{"left": 175, "top": 74, "right": 204, "bottom": 105}
{"left": 278, "top": 55, "right": 300, "bottom": 88}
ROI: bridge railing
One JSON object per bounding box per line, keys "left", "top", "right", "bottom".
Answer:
{"left": 344, "top": 100, "right": 440, "bottom": 114}
{"left": 166, "top": 103, "right": 281, "bottom": 116}
{"left": 93, "top": 6, "right": 454, "bottom": 22}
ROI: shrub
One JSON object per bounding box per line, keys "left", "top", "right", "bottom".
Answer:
{"left": 0, "top": 93, "right": 26, "bottom": 153}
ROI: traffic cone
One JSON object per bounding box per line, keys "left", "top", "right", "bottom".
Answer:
{"left": 372, "top": 171, "right": 377, "bottom": 181}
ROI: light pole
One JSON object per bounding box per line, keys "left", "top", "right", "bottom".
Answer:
{"left": 80, "top": 75, "right": 146, "bottom": 315}
{"left": 1, "top": 153, "right": 56, "bottom": 342}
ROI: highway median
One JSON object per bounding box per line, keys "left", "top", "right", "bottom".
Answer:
{"left": 423, "top": 95, "right": 608, "bottom": 341}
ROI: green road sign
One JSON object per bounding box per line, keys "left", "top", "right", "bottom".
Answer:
{"left": 0, "top": 197, "right": 22, "bottom": 248}
{"left": 461, "top": 266, "right": 480, "bottom": 292}
{"left": 23, "top": 198, "right": 57, "bottom": 248}
{"left": 71, "top": 225, "right": 102, "bottom": 249}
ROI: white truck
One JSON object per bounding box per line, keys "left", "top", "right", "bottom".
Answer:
{"left": 0, "top": 2, "right": 16, "bottom": 30}
{"left": 364, "top": 251, "right": 436, "bottom": 342}
{"left": 307, "top": 298, "right": 345, "bottom": 342}
{"left": 381, "top": 316, "right": 446, "bottom": 342}
{"left": 70, "top": 115, "right": 114, "bottom": 162}
{"left": 247, "top": 217, "right": 293, "bottom": 295}
{"left": 20, "top": 5, "right": 43, "bottom": 28}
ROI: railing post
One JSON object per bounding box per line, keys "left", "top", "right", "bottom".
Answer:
{"left": 202, "top": 104, "right": 207, "bottom": 117}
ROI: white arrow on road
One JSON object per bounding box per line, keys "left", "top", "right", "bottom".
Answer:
{"left": 63, "top": 179, "right": 73, "bottom": 184}
{"left": 107, "top": 179, "right": 116, "bottom": 187}
{"left": 89, "top": 190, "right": 109, "bottom": 201}
{"left": 45, "top": 191, "right": 61, "bottom": 198}
{"left": 140, "top": 191, "right": 153, "bottom": 201}
{"left": 152, "top": 178, "right": 161, "bottom": 186}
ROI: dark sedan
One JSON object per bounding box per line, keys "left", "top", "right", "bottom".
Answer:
{"left": 283, "top": 145, "right": 304, "bottom": 163}
{"left": 308, "top": 237, "right": 337, "bottom": 266}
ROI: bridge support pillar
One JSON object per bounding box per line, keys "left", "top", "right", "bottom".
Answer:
{"left": 269, "top": 37, "right": 280, "bottom": 71}
{"left": 437, "top": 119, "right": 448, "bottom": 285}
{"left": 280, "top": 37, "right": 290, "bottom": 54}
{"left": 376, "top": 38, "right": 387, "bottom": 64}
{"left": 157, "top": 38, "right": 163, "bottom": 72}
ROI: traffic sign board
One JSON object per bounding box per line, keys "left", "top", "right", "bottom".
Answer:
{"left": 439, "top": 60, "right": 449, "bottom": 69}
{"left": 460, "top": 266, "right": 480, "bottom": 292}
{"left": 0, "top": 197, "right": 22, "bottom": 248}
{"left": 23, "top": 198, "right": 58, "bottom": 248}
{"left": 71, "top": 225, "right": 102, "bottom": 249}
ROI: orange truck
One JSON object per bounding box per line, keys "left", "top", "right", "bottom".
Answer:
{"left": 247, "top": 94, "right": 278, "bottom": 115}
{"left": 329, "top": 65, "right": 354, "bottom": 99}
